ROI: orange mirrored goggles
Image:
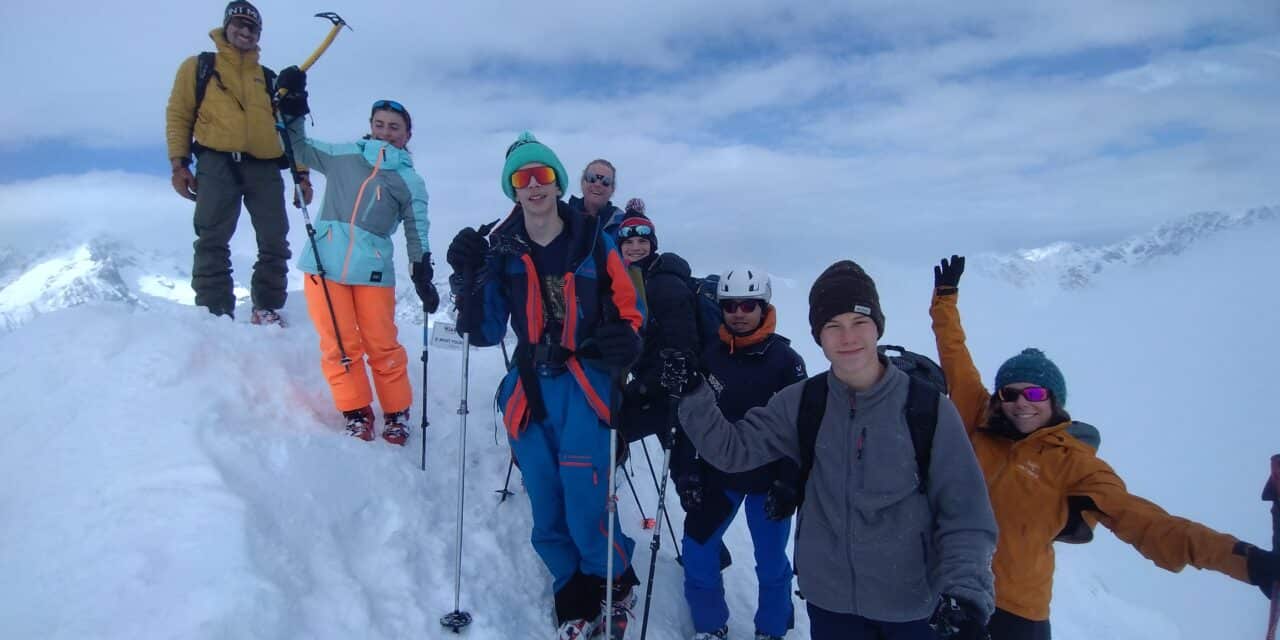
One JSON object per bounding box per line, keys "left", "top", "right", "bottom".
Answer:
{"left": 510, "top": 166, "right": 557, "bottom": 189}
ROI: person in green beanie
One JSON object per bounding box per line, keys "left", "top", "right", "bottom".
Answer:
{"left": 446, "top": 132, "right": 645, "bottom": 639}
{"left": 930, "top": 254, "right": 1279, "bottom": 640}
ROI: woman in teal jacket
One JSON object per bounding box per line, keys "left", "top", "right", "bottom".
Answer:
{"left": 275, "top": 66, "right": 438, "bottom": 445}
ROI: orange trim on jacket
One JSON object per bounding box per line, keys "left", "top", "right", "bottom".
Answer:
{"left": 341, "top": 146, "right": 385, "bottom": 281}
{"left": 930, "top": 290, "right": 1250, "bottom": 621}
{"left": 717, "top": 304, "right": 777, "bottom": 353}
{"left": 603, "top": 249, "right": 643, "bottom": 333}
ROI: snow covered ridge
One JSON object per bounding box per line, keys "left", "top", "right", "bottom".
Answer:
{"left": 0, "top": 237, "right": 197, "bottom": 332}
{"left": 971, "top": 206, "right": 1279, "bottom": 289}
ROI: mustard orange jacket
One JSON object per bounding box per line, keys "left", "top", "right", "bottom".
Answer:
{"left": 930, "top": 291, "right": 1250, "bottom": 621}
{"left": 165, "top": 29, "right": 284, "bottom": 162}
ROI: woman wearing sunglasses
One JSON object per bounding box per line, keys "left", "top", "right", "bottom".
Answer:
{"left": 668, "top": 266, "right": 808, "bottom": 640}
{"left": 273, "top": 66, "right": 439, "bottom": 445}
{"left": 446, "top": 132, "right": 645, "bottom": 639}
{"left": 569, "top": 160, "right": 626, "bottom": 236}
{"left": 929, "top": 254, "right": 1278, "bottom": 640}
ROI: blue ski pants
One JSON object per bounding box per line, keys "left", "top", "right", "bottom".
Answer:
{"left": 682, "top": 490, "right": 794, "bottom": 636}
{"left": 506, "top": 368, "right": 635, "bottom": 593}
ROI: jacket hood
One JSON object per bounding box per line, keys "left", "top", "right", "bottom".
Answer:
{"left": 356, "top": 138, "right": 413, "bottom": 171}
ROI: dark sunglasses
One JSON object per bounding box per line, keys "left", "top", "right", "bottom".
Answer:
{"left": 583, "top": 172, "right": 614, "bottom": 187}
{"left": 372, "top": 99, "right": 407, "bottom": 115}
{"left": 997, "top": 386, "right": 1051, "bottom": 403}
{"left": 720, "top": 299, "right": 762, "bottom": 314}
{"left": 617, "top": 224, "right": 653, "bottom": 239}
{"left": 228, "top": 17, "right": 260, "bottom": 33}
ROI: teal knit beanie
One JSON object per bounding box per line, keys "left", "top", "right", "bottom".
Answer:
{"left": 501, "top": 131, "right": 568, "bottom": 202}
{"left": 994, "top": 348, "right": 1067, "bottom": 406}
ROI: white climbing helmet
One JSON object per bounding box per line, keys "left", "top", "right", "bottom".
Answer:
{"left": 717, "top": 266, "right": 771, "bottom": 303}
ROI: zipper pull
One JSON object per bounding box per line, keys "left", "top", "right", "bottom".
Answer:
{"left": 856, "top": 427, "right": 867, "bottom": 460}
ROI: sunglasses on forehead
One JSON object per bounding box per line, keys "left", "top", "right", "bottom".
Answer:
{"left": 510, "top": 165, "right": 558, "bottom": 189}
{"left": 720, "top": 299, "right": 762, "bottom": 314}
{"left": 617, "top": 224, "right": 653, "bottom": 239}
{"left": 372, "top": 99, "right": 407, "bottom": 115}
{"left": 583, "top": 172, "right": 614, "bottom": 187}
{"left": 997, "top": 386, "right": 1051, "bottom": 403}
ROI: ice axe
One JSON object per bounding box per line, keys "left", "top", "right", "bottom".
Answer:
{"left": 1264, "top": 454, "right": 1279, "bottom": 640}
{"left": 273, "top": 12, "right": 351, "bottom": 369}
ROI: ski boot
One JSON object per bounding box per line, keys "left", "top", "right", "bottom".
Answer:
{"left": 382, "top": 409, "right": 411, "bottom": 446}
{"left": 250, "top": 308, "right": 286, "bottom": 327}
{"left": 556, "top": 618, "right": 598, "bottom": 640}
{"left": 594, "top": 584, "right": 636, "bottom": 639}
{"left": 343, "top": 406, "right": 375, "bottom": 441}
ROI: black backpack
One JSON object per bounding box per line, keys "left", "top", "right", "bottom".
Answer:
{"left": 688, "top": 274, "right": 722, "bottom": 350}
{"left": 794, "top": 345, "right": 945, "bottom": 508}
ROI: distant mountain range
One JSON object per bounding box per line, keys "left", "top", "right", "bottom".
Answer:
{"left": 1, "top": 206, "right": 1275, "bottom": 330}
{"left": 970, "top": 206, "right": 1277, "bottom": 289}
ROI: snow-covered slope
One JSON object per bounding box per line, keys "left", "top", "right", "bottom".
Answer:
{"left": 0, "top": 220, "right": 1274, "bottom": 639}
{"left": 972, "top": 206, "right": 1278, "bottom": 289}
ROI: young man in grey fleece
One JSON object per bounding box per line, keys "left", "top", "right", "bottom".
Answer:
{"left": 665, "top": 260, "right": 997, "bottom": 640}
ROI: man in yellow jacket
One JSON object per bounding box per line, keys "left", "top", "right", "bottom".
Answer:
{"left": 164, "top": 1, "right": 310, "bottom": 324}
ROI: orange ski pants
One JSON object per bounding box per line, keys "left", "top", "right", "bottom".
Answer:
{"left": 304, "top": 275, "right": 412, "bottom": 414}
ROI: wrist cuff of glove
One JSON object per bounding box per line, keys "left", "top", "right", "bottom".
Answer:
{"left": 935, "top": 286, "right": 958, "bottom": 296}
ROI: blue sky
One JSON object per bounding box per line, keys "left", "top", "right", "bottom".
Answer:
{"left": 0, "top": 1, "right": 1277, "bottom": 261}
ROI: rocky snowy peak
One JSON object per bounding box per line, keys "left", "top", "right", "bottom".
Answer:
{"left": 0, "top": 238, "right": 196, "bottom": 331}
{"left": 973, "top": 206, "right": 1278, "bottom": 289}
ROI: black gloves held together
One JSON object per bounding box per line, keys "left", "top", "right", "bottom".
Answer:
{"left": 929, "top": 595, "right": 989, "bottom": 640}
{"left": 410, "top": 255, "right": 440, "bottom": 315}
{"left": 446, "top": 227, "right": 489, "bottom": 274}
{"left": 659, "top": 348, "right": 702, "bottom": 395}
{"left": 591, "top": 322, "right": 641, "bottom": 369}
{"left": 764, "top": 480, "right": 799, "bottom": 521}
{"left": 675, "top": 471, "right": 704, "bottom": 513}
{"left": 934, "top": 254, "right": 965, "bottom": 293}
{"left": 275, "top": 66, "right": 310, "bottom": 118}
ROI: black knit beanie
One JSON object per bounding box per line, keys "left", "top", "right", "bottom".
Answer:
{"left": 224, "top": 1, "right": 262, "bottom": 29}
{"left": 808, "top": 259, "right": 885, "bottom": 343}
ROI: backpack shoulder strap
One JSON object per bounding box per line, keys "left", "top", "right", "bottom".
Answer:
{"left": 794, "top": 371, "right": 829, "bottom": 507}
{"left": 904, "top": 376, "right": 940, "bottom": 492}
{"left": 194, "top": 52, "right": 217, "bottom": 113}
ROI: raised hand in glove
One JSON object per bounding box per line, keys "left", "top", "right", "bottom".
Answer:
{"left": 411, "top": 254, "right": 440, "bottom": 314}
{"left": 659, "top": 348, "right": 702, "bottom": 395}
{"left": 675, "top": 471, "right": 704, "bottom": 513}
{"left": 764, "top": 480, "right": 799, "bottom": 521}
{"left": 591, "top": 321, "right": 640, "bottom": 368}
{"left": 446, "top": 227, "right": 489, "bottom": 273}
{"left": 275, "top": 66, "right": 309, "bottom": 118}
{"left": 1241, "top": 542, "right": 1279, "bottom": 599}
{"left": 929, "top": 595, "right": 989, "bottom": 640}
{"left": 934, "top": 255, "right": 965, "bottom": 293}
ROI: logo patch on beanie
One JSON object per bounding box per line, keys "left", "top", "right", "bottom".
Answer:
{"left": 853, "top": 304, "right": 872, "bottom": 315}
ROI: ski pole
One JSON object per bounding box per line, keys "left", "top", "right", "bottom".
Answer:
{"left": 420, "top": 323, "right": 430, "bottom": 471}
{"left": 639, "top": 349, "right": 689, "bottom": 640}
{"left": 622, "top": 461, "right": 655, "bottom": 529}
{"left": 1264, "top": 454, "right": 1279, "bottom": 640}
{"left": 440, "top": 262, "right": 478, "bottom": 634}
{"left": 496, "top": 454, "right": 516, "bottom": 502}
{"left": 640, "top": 436, "right": 682, "bottom": 562}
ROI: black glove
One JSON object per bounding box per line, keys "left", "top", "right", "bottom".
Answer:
{"left": 659, "top": 348, "right": 702, "bottom": 395}
{"left": 1243, "top": 543, "right": 1279, "bottom": 599}
{"left": 934, "top": 255, "right": 965, "bottom": 292}
{"left": 446, "top": 227, "right": 489, "bottom": 273}
{"left": 411, "top": 255, "right": 440, "bottom": 314}
{"left": 929, "top": 595, "right": 989, "bottom": 640}
{"left": 275, "top": 66, "right": 309, "bottom": 118}
{"left": 676, "top": 472, "right": 704, "bottom": 513}
{"left": 764, "top": 480, "right": 799, "bottom": 521}
{"left": 592, "top": 321, "right": 640, "bottom": 368}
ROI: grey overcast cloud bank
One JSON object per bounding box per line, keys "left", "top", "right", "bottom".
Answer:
{"left": 0, "top": 1, "right": 1277, "bottom": 260}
